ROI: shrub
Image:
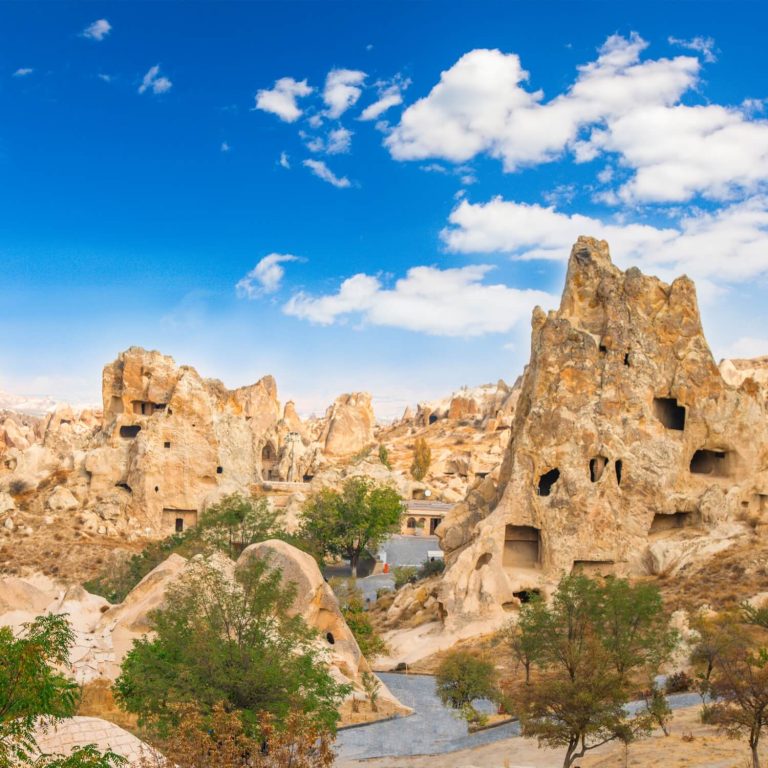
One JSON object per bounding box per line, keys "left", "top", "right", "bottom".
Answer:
{"left": 417, "top": 557, "right": 445, "bottom": 580}
{"left": 378, "top": 444, "right": 391, "bottom": 470}
{"left": 393, "top": 566, "right": 418, "bottom": 589}
{"left": 665, "top": 670, "right": 693, "bottom": 694}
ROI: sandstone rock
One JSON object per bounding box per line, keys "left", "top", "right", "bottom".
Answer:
{"left": 322, "top": 393, "right": 375, "bottom": 457}
{"left": 436, "top": 237, "right": 768, "bottom": 627}
{"left": 0, "top": 492, "right": 15, "bottom": 515}
{"left": 47, "top": 486, "right": 80, "bottom": 513}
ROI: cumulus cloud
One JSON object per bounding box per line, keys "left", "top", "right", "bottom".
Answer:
{"left": 236, "top": 254, "right": 301, "bottom": 298}
{"left": 81, "top": 19, "right": 112, "bottom": 41}
{"left": 359, "top": 77, "right": 410, "bottom": 121}
{"left": 13, "top": 68, "right": 33, "bottom": 77}
{"left": 255, "top": 77, "right": 312, "bottom": 122}
{"left": 386, "top": 34, "right": 768, "bottom": 204}
{"left": 326, "top": 127, "right": 352, "bottom": 154}
{"left": 323, "top": 68, "right": 366, "bottom": 118}
{"left": 283, "top": 264, "right": 554, "bottom": 336}
{"left": 668, "top": 35, "right": 717, "bottom": 63}
{"left": 138, "top": 65, "right": 172, "bottom": 95}
{"left": 279, "top": 151, "right": 290, "bottom": 169}
{"left": 303, "top": 159, "right": 351, "bottom": 188}
{"left": 442, "top": 195, "right": 768, "bottom": 285}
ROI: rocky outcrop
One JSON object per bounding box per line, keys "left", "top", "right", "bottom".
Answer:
{"left": 437, "top": 237, "right": 768, "bottom": 627}
{"left": 0, "top": 542, "right": 409, "bottom": 718}
{"left": 322, "top": 393, "right": 375, "bottom": 457}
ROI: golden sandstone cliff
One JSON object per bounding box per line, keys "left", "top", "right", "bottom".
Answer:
{"left": 435, "top": 236, "right": 768, "bottom": 631}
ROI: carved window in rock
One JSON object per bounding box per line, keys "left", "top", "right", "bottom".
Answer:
{"left": 590, "top": 456, "right": 608, "bottom": 483}
{"left": 653, "top": 397, "right": 686, "bottom": 431}
{"left": 503, "top": 525, "right": 540, "bottom": 569}
{"left": 537, "top": 468, "right": 560, "bottom": 496}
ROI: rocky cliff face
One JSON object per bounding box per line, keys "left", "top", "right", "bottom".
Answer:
{"left": 437, "top": 237, "right": 768, "bottom": 626}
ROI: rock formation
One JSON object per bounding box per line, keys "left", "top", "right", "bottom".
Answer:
{"left": 321, "top": 392, "right": 375, "bottom": 457}
{"left": 0, "top": 540, "right": 409, "bottom": 720}
{"left": 436, "top": 237, "right": 768, "bottom": 627}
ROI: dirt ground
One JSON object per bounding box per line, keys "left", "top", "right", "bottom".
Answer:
{"left": 335, "top": 705, "right": 761, "bottom": 768}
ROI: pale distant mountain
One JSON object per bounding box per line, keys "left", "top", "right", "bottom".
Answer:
{"left": 0, "top": 389, "right": 58, "bottom": 417}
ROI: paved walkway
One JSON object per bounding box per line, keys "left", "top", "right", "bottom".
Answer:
{"left": 378, "top": 535, "right": 442, "bottom": 568}
{"left": 336, "top": 673, "right": 703, "bottom": 761}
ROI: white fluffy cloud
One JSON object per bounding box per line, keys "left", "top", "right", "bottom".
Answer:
{"left": 359, "top": 77, "right": 410, "bottom": 121}
{"left": 283, "top": 264, "right": 554, "bottom": 336}
{"left": 303, "top": 159, "right": 351, "bottom": 188}
{"left": 138, "top": 65, "right": 172, "bottom": 95}
{"left": 255, "top": 77, "right": 312, "bottom": 122}
{"left": 13, "top": 68, "right": 33, "bottom": 77}
{"left": 668, "top": 35, "right": 717, "bottom": 63}
{"left": 236, "top": 254, "right": 300, "bottom": 298}
{"left": 386, "top": 34, "right": 768, "bottom": 204}
{"left": 81, "top": 19, "right": 111, "bottom": 41}
{"left": 442, "top": 196, "right": 768, "bottom": 285}
{"left": 323, "top": 69, "right": 366, "bottom": 118}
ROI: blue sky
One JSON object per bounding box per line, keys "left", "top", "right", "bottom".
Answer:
{"left": 2, "top": 2, "right": 768, "bottom": 418}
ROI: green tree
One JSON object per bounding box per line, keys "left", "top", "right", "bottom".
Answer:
{"left": 299, "top": 477, "right": 403, "bottom": 578}
{"left": 378, "top": 444, "right": 391, "bottom": 470}
{"left": 410, "top": 438, "right": 431, "bottom": 481}
{"left": 435, "top": 651, "right": 499, "bottom": 725}
{"left": 195, "top": 493, "right": 285, "bottom": 559}
{"left": 0, "top": 613, "right": 124, "bottom": 768}
{"left": 706, "top": 617, "right": 768, "bottom": 768}
{"left": 500, "top": 596, "right": 547, "bottom": 685}
{"left": 113, "top": 557, "right": 349, "bottom": 737}
{"left": 515, "top": 574, "right": 675, "bottom": 768}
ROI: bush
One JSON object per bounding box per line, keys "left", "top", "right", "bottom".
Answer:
{"left": 378, "top": 444, "right": 391, "bottom": 470}
{"left": 393, "top": 566, "right": 418, "bottom": 589}
{"left": 331, "top": 580, "right": 388, "bottom": 658}
{"left": 664, "top": 670, "right": 693, "bottom": 694}
{"left": 417, "top": 558, "right": 445, "bottom": 580}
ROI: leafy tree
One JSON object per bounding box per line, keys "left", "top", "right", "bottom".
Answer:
{"left": 378, "top": 444, "right": 391, "bottom": 470}
{"left": 195, "top": 493, "right": 285, "bottom": 559}
{"left": 136, "top": 702, "right": 334, "bottom": 768}
{"left": 642, "top": 684, "right": 672, "bottom": 736}
{"left": 515, "top": 574, "right": 675, "bottom": 768}
{"left": 113, "top": 557, "right": 349, "bottom": 737}
{"left": 435, "top": 651, "right": 499, "bottom": 725}
{"left": 0, "top": 613, "right": 124, "bottom": 768}
{"left": 500, "top": 596, "right": 547, "bottom": 685}
{"left": 410, "top": 438, "right": 431, "bottom": 481}
{"left": 299, "top": 477, "right": 403, "bottom": 578}
{"left": 705, "top": 616, "right": 768, "bottom": 768}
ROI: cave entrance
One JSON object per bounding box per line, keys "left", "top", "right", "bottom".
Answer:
{"left": 513, "top": 589, "right": 540, "bottom": 604}
{"left": 653, "top": 397, "right": 686, "bottom": 431}
{"left": 428, "top": 413, "right": 438, "bottom": 425}
{"left": 119, "top": 425, "right": 141, "bottom": 439}
{"left": 690, "top": 449, "right": 733, "bottom": 478}
{"left": 650, "top": 511, "right": 699, "bottom": 533}
{"left": 538, "top": 468, "right": 560, "bottom": 496}
{"left": 503, "top": 525, "right": 540, "bottom": 569}
{"left": 261, "top": 443, "right": 279, "bottom": 481}
{"left": 590, "top": 456, "right": 608, "bottom": 483}
{"left": 162, "top": 508, "right": 198, "bottom": 534}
